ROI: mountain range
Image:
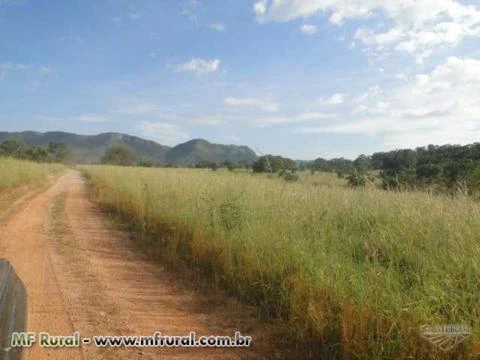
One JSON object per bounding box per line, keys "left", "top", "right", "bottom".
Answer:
{"left": 0, "top": 131, "right": 258, "bottom": 165}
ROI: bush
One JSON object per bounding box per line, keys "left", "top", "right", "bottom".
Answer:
{"left": 138, "top": 160, "right": 154, "bottom": 167}
{"left": 0, "top": 139, "right": 55, "bottom": 163}
{"left": 101, "top": 146, "right": 136, "bottom": 166}
{"left": 47, "top": 142, "right": 69, "bottom": 162}
{"left": 252, "top": 155, "right": 297, "bottom": 173}
{"left": 346, "top": 171, "right": 367, "bottom": 187}
{"left": 0, "top": 139, "right": 27, "bottom": 157}
{"left": 25, "top": 146, "right": 51, "bottom": 163}
{"left": 283, "top": 172, "right": 299, "bottom": 182}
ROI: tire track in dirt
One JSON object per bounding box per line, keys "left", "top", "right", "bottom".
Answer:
{"left": 1, "top": 170, "right": 273, "bottom": 360}
{"left": 59, "top": 171, "right": 265, "bottom": 359}
{"left": 0, "top": 173, "right": 83, "bottom": 360}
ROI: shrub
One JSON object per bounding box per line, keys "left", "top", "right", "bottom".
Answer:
{"left": 101, "top": 146, "right": 136, "bottom": 166}
{"left": 346, "top": 169, "right": 367, "bottom": 187}
{"left": 283, "top": 172, "right": 299, "bottom": 182}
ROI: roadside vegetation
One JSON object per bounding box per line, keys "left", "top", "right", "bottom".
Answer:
{"left": 0, "top": 138, "right": 70, "bottom": 163}
{"left": 0, "top": 157, "right": 64, "bottom": 191}
{"left": 0, "top": 138, "right": 66, "bottom": 191}
{"left": 83, "top": 165, "right": 480, "bottom": 359}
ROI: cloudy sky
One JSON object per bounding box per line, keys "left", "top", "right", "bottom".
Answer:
{"left": 1, "top": 0, "right": 480, "bottom": 159}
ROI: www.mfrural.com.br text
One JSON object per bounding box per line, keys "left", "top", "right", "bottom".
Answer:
{"left": 11, "top": 331, "right": 252, "bottom": 348}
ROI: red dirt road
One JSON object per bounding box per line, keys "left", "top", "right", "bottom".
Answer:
{"left": 0, "top": 171, "right": 270, "bottom": 360}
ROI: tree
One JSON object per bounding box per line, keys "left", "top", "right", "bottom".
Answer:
{"left": 311, "top": 157, "right": 354, "bottom": 173}
{"left": 346, "top": 169, "right": 367, "bottom": 187}
{"left": 101, "top": 146, "right": 135, "bottom": 166}
{"left": 252, "top": 155, "right": 297, "bottom": 173}
{"left": 279, "top": 170, "right": 300, "bottom": 182}
{"left": 47, "top": 142, "right": 69, "bottom": 162}
{"left": 195, "top": 161, "right": 217, "bottom": 169}
{"left": 0, "top": 139, "right": 28, "bottom": 158}
{"left": 138, "top": 160, "right": 154, "bottom": 167}
{"left": 312, "top": 158, "right": 330, "bottom": 171}
{"left": 353, "top": 154, "right": 371, "bottom": 172}
{"left": 222, "top": 160, "right": 237, "bottom": 171}
{"left": 416, "top": 163, "right": 442, "bottom": 183}
{"left": 25, "top": 146, "right": 51, "bottom": 162}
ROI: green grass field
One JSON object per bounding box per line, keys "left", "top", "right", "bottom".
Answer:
{"left": 83, "top": 165, "right": 480, "bottom": 359}
{"left": 0, "top": 157, "right": 64, "bottom": 191}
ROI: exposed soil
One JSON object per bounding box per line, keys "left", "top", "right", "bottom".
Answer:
{"left": 0, "top": 171, "right": 275, "bottom": 360}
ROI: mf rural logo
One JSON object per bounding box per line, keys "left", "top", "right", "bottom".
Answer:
{"left": 420, "top": 324, "right": 471, "bottom": 352}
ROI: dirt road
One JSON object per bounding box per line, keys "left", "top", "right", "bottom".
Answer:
{"left": 0, "top": 171, "right": 270, "bottom": 359}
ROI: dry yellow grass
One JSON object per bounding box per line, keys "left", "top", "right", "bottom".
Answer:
{"left": 83, "top": 165, "right": 480, "bottom": 359}
{"left": 0, "top": 157, "right": 64, "bottom": 190}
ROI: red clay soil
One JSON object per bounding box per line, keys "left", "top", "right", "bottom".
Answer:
{"left": 0, "top": 171, "right": 276, "bottom": 360}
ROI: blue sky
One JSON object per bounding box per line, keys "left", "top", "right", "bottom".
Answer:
{"left": 1, "top": 0, "right": 480, "bottom": 159}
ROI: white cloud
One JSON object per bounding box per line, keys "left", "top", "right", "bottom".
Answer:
{"left": 251, "top": 112, "right": 336, "bottom": 127}
{"left": 38, "top": 66, "right": 59, "bottom": 80}
{"left": 0, "top": 63, "right": 29, "bottom": 71}
{"left": 224, "top": 97, "right": 279, "bottom": 112}
{"left": 174, "top": 58, "right": 220, "bottom": 75}
{"left": 129, "top": 12, "right": 141, "bottom": 20}
{"left": 60, "top": 35, "right": 84, "bottom": 45}
{"left": 296, "top": 112, "right": 337, "bottom": 121}
{"left": 254, "top": 0, "right": 267, "bottom": 16}
{"left": 298, "top": 57, "right": 480, "bottom": 149}
{"left": 180, "top": 0, "right": 200, "bottom": 22}
{"left": 352, "top": 104, "right": 368, "bottom": 114}
{"left": 114, "top": 102, "right": 180, "bottom": 121}
{"left": 0, "top": 63, "right": 29, "bottom": 82}
{"left": 189, "top": 116, "right": 224, "bottom": 126}
{"left": 254, "top": 0, "right": 480, "bottom": 59}
{"left": 116, "top": 103, "right": 160, "bottom": 115}
{"left": 30, "top": 81, "right": 41, "bottom": 89}
{"left": 39, "top": 66, "right": 53, "bottom": 75}
{"left": 323, "top": 93, "right": 345, "bottom": 105}
{"left": 300, "top": 24, "right": 317, "bottom": 35}
{"left": 137, "top": 121, "right": 189, "bottom": 145}
{"left": 70, "top": 115, "right": 110, "bottom": 123}
{"left": 1, "top": 63, "right": 59, "bottom": 85}
{"left": 254, "top": 1, "right": 370, "bottom": 22}
{"left": 353, "top": 86, "right": 382, "bottom": 104}
{"left": 209, "top": 22, "right": 226, "bottom": 32}
{"left": 218, "top": 135, "right": 241, "bottom": 144}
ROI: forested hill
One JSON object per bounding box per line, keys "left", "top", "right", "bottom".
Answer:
{"left": 0, "top": 131, "right": 258, "bottom": 165}
{"left": 166, "top": 139, "right": 257, "bottom": 166}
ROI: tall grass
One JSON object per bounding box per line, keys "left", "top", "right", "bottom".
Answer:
{"left": 83, "top": 165, "right": 480, "bottom": 359}
{"left": 0, "top": 157, "right": 64, "bottom": 191}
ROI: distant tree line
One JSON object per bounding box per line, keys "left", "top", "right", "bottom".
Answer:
{"left": 366, "top": 144, "right": 480, "bottom": 194}
{"left": 252, "top": 144, "right": 480, "bottom": 195}
{"left": 251, "top": 154, "right": 357, "bottom": 176}
{"left": 0, "top": 138, "right": 69, "bottom": 163}
{"left": 252, "top": 155, "right": 298, "bottom": 173}
{"left": 9, "top": 137, "right": 479, "bottom": 195}
{"left": 316, "top": 144, "right": 480, "bottom": 194}
{"left": 250, "top": 155, "right": 300, "bottom": 182}
{"left": 310, "top": 157, "right": 354, "bottom": 174}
